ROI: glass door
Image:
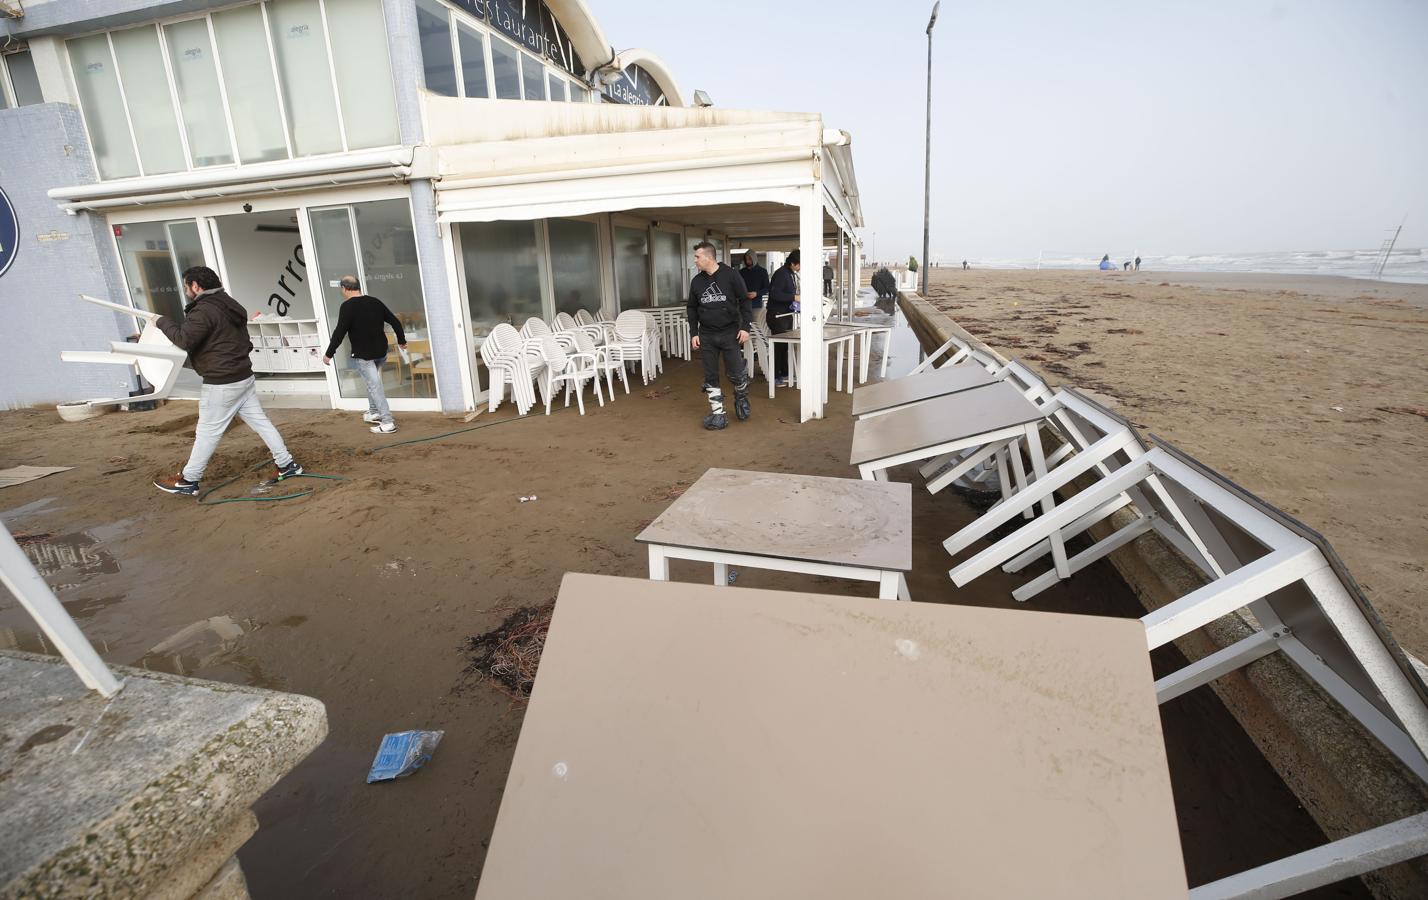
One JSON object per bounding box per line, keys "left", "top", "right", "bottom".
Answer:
{"left": 613, "top": 222, "right": 650, "bottom": 310}
{"left": 113, "top": 219, "right": 208, "bottom": 320}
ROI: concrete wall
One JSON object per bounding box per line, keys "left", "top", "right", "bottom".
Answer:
{"left": 897, "top": 289, "right": 1428, "bottom": 898}
{"left": 0, "top": 104, "right": 135, "bottom": 410}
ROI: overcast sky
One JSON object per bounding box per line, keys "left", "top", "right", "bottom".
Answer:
{"left": 592, "top": 0, "right": 1427, "bottom": 263}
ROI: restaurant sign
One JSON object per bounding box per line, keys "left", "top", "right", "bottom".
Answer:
{"left": 0, "top": 185, "right": 18, "bottom": 279}
{"left": 604, "top": 65, "right": 666, "bottom": 106}
{"left": 447, "top": 0, "right": 585, "bottom": 78}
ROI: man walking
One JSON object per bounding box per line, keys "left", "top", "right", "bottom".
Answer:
{"left": 323, "top": 275, "right": 406, "bottom": 434}
{"left": 739, "top": 251, "right": 770, "bottom": 327}
{"left": 153, "top": 266, "right": 301, "bottom": 496}
{"left": 822, "top": 260, "right": 834, "bottom": 296}
{"left": 766, "top": 250, "right": 801, "bottom": 387}
{"left": 687, "top": 241, "right": 752, "bottom": 430}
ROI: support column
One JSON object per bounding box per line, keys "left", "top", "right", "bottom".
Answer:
{"left": 852, "top": 238, "right": 862, "bottom": 313}
{"left": 798, "top": 185, "right": 824, "bottom": 422}
{"left": 836, "top": 231, "right": 846, "bottom": 322}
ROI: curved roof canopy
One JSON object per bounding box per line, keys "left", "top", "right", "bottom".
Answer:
{"left": 542, "top": 0, "right": 685, "bottom": 106}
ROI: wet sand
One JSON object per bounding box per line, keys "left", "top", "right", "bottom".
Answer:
{"left": 0, "top": 329, "right": 1368, "bottom": 897}
{"left": 923, "top": 267, "right": 1428, "bottom": 661}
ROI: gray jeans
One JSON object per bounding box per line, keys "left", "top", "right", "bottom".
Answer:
{"left": 182, "top": 377, "right": 293, "bottom": 482}
{"left": 354, "top": 356, "right": 394, "bottom": 426}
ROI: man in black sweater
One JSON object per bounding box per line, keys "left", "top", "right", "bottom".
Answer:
{"left": 324, "top": 275, "right": 407, "bottom": 434}
{"left": 766, "top": 250, "right": 801, "bottom": 385}
{"left": 687, "top": 241, "right": 752, "bottom": 430}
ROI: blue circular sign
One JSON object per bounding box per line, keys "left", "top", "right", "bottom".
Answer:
{"left": 0, "top": 185, "right": 17, "bottom": 279}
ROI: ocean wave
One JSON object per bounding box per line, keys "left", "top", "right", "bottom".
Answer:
{"left": 959, "top": 247, "right": 1428, "bottom": 283}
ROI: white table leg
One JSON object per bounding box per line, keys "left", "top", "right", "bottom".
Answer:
{"left": 897, "top": 574, "right": 911, "bottom": 602}
{"left": 835, "top": 342, "right": 845, "bottom": 392}
{"left": 713, "top": 561, "right": 729, "bottom": 586}
{"left": 845, "top": 339, "right": 855, "bottom": 393}
{"left": 880, "top": 329, "right": 890, "bottom": 378}
{"left": 648, "top": 545, "right": 670, "bottom": 581}
{"left": 1024, "top": 423, "right": 1070, "bottom": 578}
{"left": 878, "top": 571, "right": 900, "bottom": 600}
{"left": 860, "top": 332, "right": 871, "bottom": 383}
{"left": 858, "top": 464, "right": 877, "bottom": 481}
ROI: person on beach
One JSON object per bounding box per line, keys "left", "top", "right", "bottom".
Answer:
{"left": 740, "top": 251, "right": 770, "bottom": 327}
{"left": 962, "top": 260, "right": 969, "bottom": 270}
{"left": 1099, "top": 254, "right": 1115, "bottom": 271}
{"left": 323, "top": 275, "right": 407, "bottom": 435}
{"left": 766, "top": 250, "right": 801, "bottom": 387}
{"left": 1123, "top": 260, "right": 1131, "bottom": 271}
{"left": 688, "top": 241, "right": 752, "bottom": 430}
{"left": 153, "top": 266, "right": 302, "bottom": 497}
{"left": 1135, "top": 256, "right": 1142, "bottom": 271}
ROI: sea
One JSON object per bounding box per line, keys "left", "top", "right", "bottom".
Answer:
{"left": 968, "top": 248, "right": 1428, "bottom": 285}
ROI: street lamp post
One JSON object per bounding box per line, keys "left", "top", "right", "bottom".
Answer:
{"left": 921, "top": 1, "right": 939, "bottom": 296}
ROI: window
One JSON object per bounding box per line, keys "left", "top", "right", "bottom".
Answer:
{"left": 490, "top": 38, "right": 520, "bottom": 99}
{"left": 546, "top": 71, "right": 566, "bottom": 102}
{"left": 614, "top": 225, "right": 650, "bottom": 310}
{"left": 68, "top": 35, "right": 140, "bottom": 179}
{"left": 520, "top": 54, "right": 545, "bottom": 100}
{"left": 114, "top": 220, "right": 206, "bottom": 321}
{"left": 415, "top": 0, "right": 456, "bottom": 97}
{"left": 5, "top": 51, "right": 43, "bottom": 106}
{"left": 110, "top": 28, "right": 187, "bottom": 175}
{"left": 163, "top": 20, "right": 234, "bottom": 167}
{"left": 212, "top": 5, "right": 289, "bottom": 163}
{"left": 456, "top": 23, "right": 489, "bottom": 99}
{"left": 548, "top": 219, "right": 602, "bottom": 316}
{"left": 326, "top": 0, "right": 400, "bottom": 148}
{"left": 458, "top": 220, "right": 546, "bottom": 334}
{"left": 267, "top": 0, "right": 343, "bottom": 156}
{"left": 652, "top": 229, "right": 684, "bottom": 306}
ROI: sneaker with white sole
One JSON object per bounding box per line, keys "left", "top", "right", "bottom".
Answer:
{"left": 362, "top": 412, "right": 381, "bottom": 424}
{"left": 275, "top": 461, "right": 304, "bottom": 480}
{"left": 370, "top": 422, "right": 397, "bottom": 434}
{"left": 154, "top": 473, "right": 200, "bottom": 496}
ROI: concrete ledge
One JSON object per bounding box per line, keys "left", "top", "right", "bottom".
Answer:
{"left": 1, "top": 650, "right": 327, "bottom": 899}
{"left": 897, "top": 290, "right": 1428, "bottom": 897}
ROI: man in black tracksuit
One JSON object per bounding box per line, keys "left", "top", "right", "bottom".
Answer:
{"left": 687, "top": 240, "right": 752, "bottom": 430}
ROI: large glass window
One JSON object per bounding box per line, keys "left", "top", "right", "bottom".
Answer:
{"left": 458, "top": 220, "right": 546, "bottom": 336}
{"left": 268, "top": 0, "right": 343, "bottom": 156}
{"left": 213, "top": 5, "right": 289, "bottom": 163}
{"left": 5, "top": 51, "right": 43, "bottom": 106}
{"left": 68, "top": 35, "right": 139, "bottom": 179}
{"left": 164, "top": 19, "right": 234, "bottom": 167}
{"left": 326, "top": 0, "right": 400, "bottom": 148}
{"left": 614, "top": 225, "right": 650, "bottom": 310}
{"left": 110, "top": 27, "right": 187, "bottom": 175}
{"left": 490, "top": 38, "right": 520, "bottom": 99}
{"left": 310, "top": 199, "right": 428, "bottom": 399}
{"left": 456, "top": 23, "right": 489, "bottom": 99}
{"left": 415, "top": 0, "right": 456, "bottom": 97}
{"left": 546, "top": 72, "right": 566, "bottom": 102}
{"left": 520, "top": 54, "right": 545, "bottom": 101}
{"left": 114, "top": 219, "right": 206, "bottom": 321}
{"left": 652, "top": 229, "right": 684, "bottom": 307}
{"left": 548, "top": 219, "right": 602, "bottom": 316}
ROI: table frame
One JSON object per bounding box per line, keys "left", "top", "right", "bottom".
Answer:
{"left": 647, "top": 544, "right": 911, "bottom": 602}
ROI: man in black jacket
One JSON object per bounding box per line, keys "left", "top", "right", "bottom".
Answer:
{"left": 766, "top": 250, "right": 801, "bottom": 386}
{"left": 739, "top": 251, "right": 770, "bottom": 327}
{"left": 687, "top": 240, "right": 752, "bottom": 430}
{"left": 152, "top": 266, "right": 301, "bottom": 497}
{"left": 323, "top": 275, "right": 407, "bottom": 434}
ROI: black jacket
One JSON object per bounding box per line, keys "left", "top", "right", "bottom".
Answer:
{"left": 739, "top": 264, "right": 770, "bottom": 306}
{"left": 768, "top": 265, "right": 799, "bottom": 308}
{"left": 687, "top": 263, "right": 751, "bottom": 336}
{"left": 325, "top": 295, "right": 407, "bottom": 360}
{"left": 156, "top": 289, "right": 254, "bottom": 385}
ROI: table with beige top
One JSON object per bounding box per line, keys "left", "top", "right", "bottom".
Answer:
{"left": 851, "top": 361, "right": 999, "bottom": 419}
{"left": 475, "top": 573, "right": 1188, "bottom": 900}
{"left": 636, "top": 468, "right": 912, "bottom": 601}
{"left": 766, "top": 325, "right": 862, "bottom": 400}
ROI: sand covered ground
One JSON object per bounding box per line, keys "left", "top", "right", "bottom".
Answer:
{"left": 923, "top": 267, "right": 1428, "bottom": 658}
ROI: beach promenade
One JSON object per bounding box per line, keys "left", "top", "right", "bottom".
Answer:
{"left": 922, "top": 267, "right": 1428, "bottom": 660}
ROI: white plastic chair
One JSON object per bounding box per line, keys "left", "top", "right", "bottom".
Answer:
{"left": 555, "top": 311, "right": 607, "bottom": 347}
{"left": 60, "top": 320, "right": 189, "bottom": 408}
{"left": 538, "top": 335, "right": 602, "bottom": 415}
{"left": 485, "top": 323, "right": 547, "bottom": 414}
{"left": 573, "top": 329, "right": 625, "bottom": 400}
{"left": 521, "top": 316, "right": 577, "bottom": 352}
{"left": 607, "top": 310, "right": 657, "bottom": 387}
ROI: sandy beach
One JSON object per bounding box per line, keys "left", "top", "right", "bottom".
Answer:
{"left": 922, "top": 267, "right": 1428, "bottom": 659}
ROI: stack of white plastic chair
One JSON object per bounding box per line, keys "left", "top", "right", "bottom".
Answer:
{"left": 482, "top": 322, "right": 546, "bottom": 414}
{"left": 607, "top": 310, "right": 658, "bottom": 386}
{"left": 537, "top": 335, "right": 602, "bottom": 415}
{"left": 749, "top": 321, "right": 773, "bottom": 380}
{"left": 641, "top": 311, "right": 663, "bottom": 377}
{"left": 555, "top": 311, "right": 607, "bottom": 347}
{"left": 575, "top": 308, "right": 616, "bottom": 343}
{"left": 573, "top": 329, "right": 625, "bottom": 399}
{"left": 521, "top": 316, "right": 577, "bottom": 351}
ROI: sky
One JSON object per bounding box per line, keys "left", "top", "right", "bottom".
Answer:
{"left": 590, "top": 0, "right": 1428, "bottom": 264}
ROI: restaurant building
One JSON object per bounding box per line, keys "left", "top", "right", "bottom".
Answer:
{"left": 0, "top": 0, "right": 862, "bottom": 421}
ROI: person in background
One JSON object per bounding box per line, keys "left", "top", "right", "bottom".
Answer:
{"left": 1134, "top": 256, "right": 1142, "bottom": 271}
{"left": 766, "top": 250, "right": 801, "bottom": 387}
{"left": 687, "top": 241, "right": 752, "bottom": 430}
{"left": 962, "top": 260, "right": 969, "bottom": 270}
{"left": 822, "top": 260, "right": 834, "bottom": 296}
{"left": 323, "top": 275, "right": 407, "bottom": 435}
{"left": 153, "top": 266, "right": 302, "bottom": 496}
{"left": 739, "top": 251, "right": 770, "bottom": 327}
{"left": 1098, "top": 254, "right": 1115, "bottom": 271}
{"left": 1123, "top": 260, "right": 1132, "bottom": 271}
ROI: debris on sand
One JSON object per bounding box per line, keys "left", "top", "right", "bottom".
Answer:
{"left": 464, "top": 604, "right": 554, "bottom": 700}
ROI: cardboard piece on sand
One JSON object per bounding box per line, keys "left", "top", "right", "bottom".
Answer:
{"left": 0, "top": 466, "right": 73, "bottom": 489}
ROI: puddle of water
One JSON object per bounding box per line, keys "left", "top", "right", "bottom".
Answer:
{"left": 61, "top": 593, "right": 128, "bottom": 621}
{"left": 89, "top": 518, "right": 139, "bottom": 542}
{"left": 16, "top": 531, "right": 120, "bottom": 586}
{"left": 135, "top": 615, "right": 283, "bottom": 690}
{"left": 1, "top": 497, "right": 61, "bottom": 519}
{"left": 0, "top": 625, "right": 114, "bottom": 656}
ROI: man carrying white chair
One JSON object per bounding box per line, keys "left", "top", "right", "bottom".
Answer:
{"left": 687, "top": 241, "right": 753, "bottom": 431}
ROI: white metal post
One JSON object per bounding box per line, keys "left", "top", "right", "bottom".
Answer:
{"left": 798, "top": 184, "right": 824, "bottom": 422}
{"left": 0, "top": 522, "right": 122, "bottom": 697}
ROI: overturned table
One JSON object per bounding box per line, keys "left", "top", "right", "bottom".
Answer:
{"left": 637, "top": 468, "right": 912, "bottom": 601}
{"left": 476, "top": 573, "right": 1187, "bottom": 899}
{"left": 851, "top": 360, "right": 999, "bottom": 418}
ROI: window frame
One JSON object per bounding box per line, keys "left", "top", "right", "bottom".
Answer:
{"left": 63, "top": 0, "right": 400, "bottom": 183}
{"left": 422, "top": 0, "right": 591, "bottom": 103}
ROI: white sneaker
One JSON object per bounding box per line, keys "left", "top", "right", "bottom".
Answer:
{"left": 370, "top": 422, "right": 397, "bottom": 434}
{"left": 362, "top": 412, "right": 381, "bottom": 423}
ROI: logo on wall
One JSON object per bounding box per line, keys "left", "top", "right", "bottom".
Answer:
{"left": 0, "top": 185, "right": 18, "bottom": 279}
{"left": 604, "top": 65, "right": 665, "bottom": 106}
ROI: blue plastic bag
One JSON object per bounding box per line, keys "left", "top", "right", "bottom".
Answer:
{"left": 366, "top": 729, "right": 444, "bottom": 783}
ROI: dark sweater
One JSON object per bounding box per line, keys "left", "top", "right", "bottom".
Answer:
{"left": 686, "top": 263, "right": 751, "bottom": 336}
{"left": 156, "top": 288, "right": 254, "bottom": 385}
{"left": 325, "top": 295, "right": 406, "bottom": 360}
